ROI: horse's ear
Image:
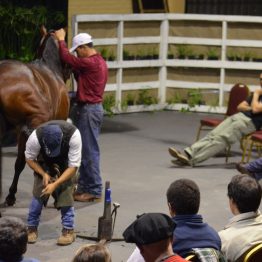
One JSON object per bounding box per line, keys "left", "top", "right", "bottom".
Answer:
{"left": 40, "top": 25, "right": 47, "bottom": 37}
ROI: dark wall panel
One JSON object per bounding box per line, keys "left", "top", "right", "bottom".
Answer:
{"left": 186, "top": 0, "right": 262, "bottom": 16}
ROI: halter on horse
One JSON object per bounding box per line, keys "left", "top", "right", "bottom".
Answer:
{"left": 0, "top": 27, "right": 70, "bottom": 206}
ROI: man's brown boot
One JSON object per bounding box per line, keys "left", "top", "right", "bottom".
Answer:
{"left": 27, "top": 226, "right": 38, "bottom": 244}
{"left": 236, "top": 163, "right": 254, "bottom": 177}
{"left": 57, "top": 228, "right": 76, "bottom": 246}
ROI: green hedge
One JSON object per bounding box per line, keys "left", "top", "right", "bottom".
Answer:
{"left": 0, "top": 4, "right": 65, "bottom": 62}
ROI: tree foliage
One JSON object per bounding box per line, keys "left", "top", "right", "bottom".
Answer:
{"left": 0, "top": 3, "right": 66, "bottom": 62}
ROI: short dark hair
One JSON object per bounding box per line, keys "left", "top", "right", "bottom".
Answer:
{"left": 86, "top": 42, "right": 93, "bottom": 48}
{"left": 79, "top": 42, "right": 93, "bottom": 49}
{"left": 0, "top": 216, "right": 28, "bottom": 262}
{"left": 228, "top": 174, "right": 262, "bottom": 213}
{"left": 166, "top": 179, "right": 200, "bottom": 215}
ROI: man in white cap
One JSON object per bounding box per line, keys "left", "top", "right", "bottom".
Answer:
{"left": 25, "top": 120, "right": 82, "bottom": 246}
{"left": 54, "top": 29, "right": 108, "bottom": 202}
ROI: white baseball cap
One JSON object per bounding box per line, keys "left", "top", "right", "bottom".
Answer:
{"left": 70, "top": 33, "right": 92, "bottom": 52}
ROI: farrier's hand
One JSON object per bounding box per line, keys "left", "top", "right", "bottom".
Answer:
{"left": 41, "top": 183, "right": 56, "bottom": 196}
{"left": 42, "top": 173, "right": 51, "bottom": 187}
{"left": 54, "top": 28, "right": 66, "bottom": 41}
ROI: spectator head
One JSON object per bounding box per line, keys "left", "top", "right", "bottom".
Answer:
{"left": 72, "top": 243, "right": 111, "bottom": 262}
{"left": 0, "top": 216, "right": 28, "bottom": 262}
{"left": 166, "top": 179, "right": 200, "bottom": 215}
{"left": 227, "top": 174, "right": 262, "bottom": 214}
{"left": 123, "top": 213, "right": 176, "bottom": 262}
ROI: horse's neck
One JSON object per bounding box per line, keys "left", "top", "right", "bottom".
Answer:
{"left": 31, "top": 59, "right": 62, "bottom": 80}
{"left": 35, "top": 37, "right": 64, "bottom": 80}
{"left": 42, "top": 58, "right": 63, "bottom": 79}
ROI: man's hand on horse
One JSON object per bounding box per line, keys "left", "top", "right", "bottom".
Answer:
{"left": 54, "top": 28, "right": 66, "bottom": 41}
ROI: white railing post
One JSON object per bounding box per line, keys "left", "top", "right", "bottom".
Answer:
{"left": 159, "top": 18, "right": 169, "bottom": 104}
{"left": 219, "top": 20, "right": 227, "bottom": 107}
{"left": 116, "top": 20, "right": 124, "bottom": 111}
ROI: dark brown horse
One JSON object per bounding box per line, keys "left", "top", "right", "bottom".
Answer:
{"left": 0, "top": 27, "right": 70, "bottom": 206}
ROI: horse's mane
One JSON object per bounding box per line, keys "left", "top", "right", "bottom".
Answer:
{"left": 32, "top": 34, "right": 64, "bottom": 80}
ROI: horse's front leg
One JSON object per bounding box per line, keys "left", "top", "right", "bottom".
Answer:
{"left": 5, "top": 127, "right": 30, "bottom": 206}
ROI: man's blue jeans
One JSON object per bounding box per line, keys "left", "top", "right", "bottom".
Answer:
{"left": 76, "top": 103, "right": 103, "bottom": 197}
{"left": 27, "top": 197, "right": 74, "bottom": 229}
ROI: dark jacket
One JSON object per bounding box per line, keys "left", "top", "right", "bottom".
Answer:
{"left": 172, "top": 214, "right": 221, "bottom": 257}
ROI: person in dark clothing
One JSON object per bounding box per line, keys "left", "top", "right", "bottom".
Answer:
{"left": 166, "top": 179, "right": 221, "bottom": 257}
{"left": 127, "top": 179, "right": 221, "bottom": 261}
{"left": 54, "top": 29, "right": 108, "bottom": 202}
{"left": 236, "top": 158, "right": 262, "bottom": 180}
{"left": 0, "top": 216, "right": 39, "bottom": 262}
{"left": 25, "top": 120, "right": 82, "bottom": 246}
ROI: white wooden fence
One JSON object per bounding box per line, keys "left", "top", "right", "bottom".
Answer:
{"left": 71, "top": 13, "right": 262, "bottom": 113}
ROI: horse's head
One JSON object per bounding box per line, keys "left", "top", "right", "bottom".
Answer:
{"left": 36, "top": 26, "right": 71, "bottom": 82}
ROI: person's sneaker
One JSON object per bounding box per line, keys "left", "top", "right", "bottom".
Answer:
{"left": 168, "top": 147, "right": 181, "bottom": 158}
{"left": 27, "top": 226, "right": 38, "bottom": 244}
{"left": 57, "top": 228, "right": 76, "bottom": 246}
{"left": 168, "top": 147, "right": 190, "bottom": 165}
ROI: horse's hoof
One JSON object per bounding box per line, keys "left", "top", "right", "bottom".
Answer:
{"left": 5, "top": 196, "right": 16, "bottom": 206}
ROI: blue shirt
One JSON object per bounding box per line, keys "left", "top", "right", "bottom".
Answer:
{"left": 172, "top": 214, "right": 221, "bottom": 257}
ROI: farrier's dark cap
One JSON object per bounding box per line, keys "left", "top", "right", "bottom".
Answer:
{"left": 41, "top": 124, "right": 63, "bottom": 158}
{"left": 123, "top": 213, "right": 176, "bottom": 245}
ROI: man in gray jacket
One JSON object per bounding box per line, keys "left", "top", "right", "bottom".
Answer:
{"left": 219, "top": 174, "right": 262, "bottom": 261}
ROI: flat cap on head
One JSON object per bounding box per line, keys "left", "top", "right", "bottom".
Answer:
{"left": 123, "top": 213, "right": 176, "bottom": 245}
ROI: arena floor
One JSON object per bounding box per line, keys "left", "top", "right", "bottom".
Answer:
{"left": 1, "top": 110, "right": 257, "bottom": 262}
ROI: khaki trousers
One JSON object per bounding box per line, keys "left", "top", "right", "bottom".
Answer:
{"left": 185, "top": 113, "right": 256, "bottom": 166}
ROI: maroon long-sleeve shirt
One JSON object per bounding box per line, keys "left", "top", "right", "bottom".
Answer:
{"left": 58, "top": 40, "right": 108, "bottom": 104}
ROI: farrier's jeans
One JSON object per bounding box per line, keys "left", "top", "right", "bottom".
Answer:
{"left": 76, "top": 103, "right": 103, "bottom": 197}
{"left": 27, "top": 197, "right": 74, "bottom": 229}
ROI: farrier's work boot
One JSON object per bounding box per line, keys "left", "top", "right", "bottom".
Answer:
{"left": 57, "top": 228, "right": 76, "bottom": 245}
{"left": 27, "top": 226, "right": 38, "bottom": 244}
